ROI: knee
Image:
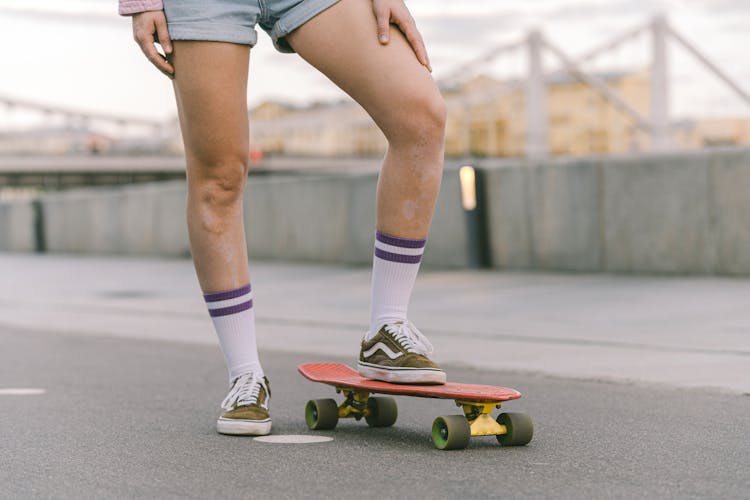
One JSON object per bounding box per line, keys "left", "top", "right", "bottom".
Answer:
{"left": 189, "top": 153, "right": 249, "bottom": 213}
{"left": 387, "top": 90, "right": 447, "bottom": 149}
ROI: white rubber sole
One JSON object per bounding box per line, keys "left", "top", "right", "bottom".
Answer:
{"left": 216, "top": 417, "right": 272, "bottom": 436}
{"left": 357, "top": 362, "right": 447, "bottom": 385}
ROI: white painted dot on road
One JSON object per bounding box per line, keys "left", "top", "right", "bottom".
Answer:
{"left": 0, "top": 388, "right": 46, "bottom": 396}
{"left": 254, "top": 435, "right": 334, "bottom": 444}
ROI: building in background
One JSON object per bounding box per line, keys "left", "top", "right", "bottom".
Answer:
{"left": 2, "top": 72, "right": 747, "bottom": 158}
{"left": 0, "top": 126, "right": 113, "bottom": 155}
{"left": 249, "top": 100, "right": 386, "bottom": 157}
{"left": 248, "top": 70, "right": 750, "bottom": 158}
{"left": 443, "top": 71, "right": 651, "bottom": 157}
{"left": 673, "top": 117, "right": 750, "bottom": 149}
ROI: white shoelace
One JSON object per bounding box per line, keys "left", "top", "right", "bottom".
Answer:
{"left": 221, "top": 372, "right": 266, "bottom": 411}
{"left": 384, "top": 320, "right": 434, "bottom": 356}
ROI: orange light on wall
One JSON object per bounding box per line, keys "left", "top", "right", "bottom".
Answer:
{"left": 459, "top": 165, "right": 477, "bottom": 211}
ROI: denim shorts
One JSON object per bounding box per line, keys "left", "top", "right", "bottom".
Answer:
{"left": 163, "top": 0, "right": 340, "bottom": 53}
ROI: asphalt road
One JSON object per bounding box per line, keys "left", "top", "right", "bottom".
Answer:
{"left": 1, "top": 327, "right": 748, "bottom": 499}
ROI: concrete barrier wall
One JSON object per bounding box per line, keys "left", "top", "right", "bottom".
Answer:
{"left": 710, "top": 149, "right": 750, "bottom": 275}
{"left": 40, "top": 181, "right": 189, "bottom": 257}
{"left": 602, "top": 153, "right": 712, "bottom": 273}
{"left": 29, "top": 169, "right": 467, "bottom": 267}
{"left": 4, "top": 149, "right": 750, "bottom": 274}
{"left": 482, "top": 148, "right": 750, "bottom": 275}
{"left": 0, "top": 199, "right": 35, "bottom": 252}
{"left": 244, "top": 175, "right": 358, "bottom": 263}
{"left": 244, "top": 169, "right": 467, "bottom": 267}
{"left": 485, "top": 158, "right": 602, "bottom": 271}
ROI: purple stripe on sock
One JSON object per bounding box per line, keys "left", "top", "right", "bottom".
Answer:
{"left": 204, "top": 284, "right": 251, "bottom": 303}
{"left": 374, "top": 248, "right": 423, "bottom": 264}
{"left": 208, "top": 299, "right": 253, "bottom": 317}
{"left": 376, "top": 231, "right": 426, "bottom": 249}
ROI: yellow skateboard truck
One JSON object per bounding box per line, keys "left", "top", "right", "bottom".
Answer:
{"left": 300, "top": 363, "right": 533, "bottom": 450}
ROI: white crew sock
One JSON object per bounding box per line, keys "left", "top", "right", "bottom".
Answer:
{"left": 368, "top": 231, "right": 426, "bottom": 339}
{"left": 203, "top": 284, "right": 263, "bottom": 383}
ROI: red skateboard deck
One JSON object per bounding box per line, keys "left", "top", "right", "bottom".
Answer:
{"left": 298, "top": 363, "right": 533, "bottom": 450}
{"left": 298, "top": 362, "right": 522, "bottom": 402}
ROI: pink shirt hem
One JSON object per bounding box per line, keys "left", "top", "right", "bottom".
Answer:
{"left": 119, "top": 0, "right": 163, "bottom": 16}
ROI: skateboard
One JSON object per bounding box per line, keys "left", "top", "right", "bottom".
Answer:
{"left": 298, "top": 362, "right": 533, "bottom": 450}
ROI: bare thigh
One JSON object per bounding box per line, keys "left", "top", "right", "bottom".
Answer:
{"left": 171, "top": 41, "right": 251, "bottom": 178}
{"left": 285, "top": 0, "right": 445, "bottom": 144}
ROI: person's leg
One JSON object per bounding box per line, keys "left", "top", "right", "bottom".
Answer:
{"left": 286, "top": 0, "right": 447, "bottom": 383}
{"left": 171, "top": 41, "right": 270, "bottom": 434}
{"left": 172, "top": 41, "right": 250, "bottom": 294}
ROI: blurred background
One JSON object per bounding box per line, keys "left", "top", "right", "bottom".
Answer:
{"left": 1, "top": 0, "right": 749, "bottom": 157}
{"left": 1, "top": 0, "right": 749, "bottom": 274}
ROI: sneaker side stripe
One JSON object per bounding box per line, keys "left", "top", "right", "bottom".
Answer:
{"left": 363, "top": 342, "right": 404, "bottom": 360}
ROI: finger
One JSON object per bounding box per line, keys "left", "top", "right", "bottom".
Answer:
{"left": 143, "top": 40, "right": 174, "bottom": 76}
{"left": 137, "top": 33, "right": 175, "bottom": 78}
{"left": 397, "top": 19, "right": 432, "bottom": 72}
{"left": 155, "top": 17, "right": 172, "bottom": 55}
{"left": 375, "top": 7, "right": 391, "bottom": 43}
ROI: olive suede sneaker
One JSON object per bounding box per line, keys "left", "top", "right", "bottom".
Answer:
{"left": 358, "top": 321, "right": 446, "bottom": 384}
{"left": 217, "top": 372, "right": 272, "bottom": 436}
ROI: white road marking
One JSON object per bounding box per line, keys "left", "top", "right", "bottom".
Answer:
{"left": 0, "top": 388, "right": 46, "bottom": 395}
{"left": 254, "top": 435, "right": 334, "bottom": 444}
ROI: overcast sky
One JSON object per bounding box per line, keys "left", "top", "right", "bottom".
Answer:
{"left": 0, "top": 0, "right": 748, "bottom": 125}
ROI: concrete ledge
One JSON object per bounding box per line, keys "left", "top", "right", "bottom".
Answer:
{"left": 244, "top": 168, "right": 468, "bottom": 267}
{"left": 530, "top": 158, "right": 602, "bottom": 271}
{"left": 40, "top": 181, "right": 189, "bottom": 256}
{"left": 346, "top": 174, "right": 378, "bottom": 264}
{"left": 709, "top": 149, "right": 750, "bottom": 275}
{"left": 482, "top": 148, "right": 750, "bottom": 274}
{"left": 244, "top": 175, "right": 354, "bottom": 263}
{"left": 423, "top": 168, "right": 469, "bottom": 268}
{"left": 5, "top": 149, "right": 750, "bottom": 274}
{"left": 29, "top": 170, "right": 467, "bottom": 267}
{"left": 483, "top": 157, "right": 602, "bottom": 271}
{"left": 42, "top": 188, "right": 123, "bottom": 253}
{"left": 0, "top": 199, "right": 35, "bottom": 252}
{"left": 603, "top": 152, "right": 712, "bottom": 273}
{"left": 484, "top": 162, "right": 534, "bottom": 268}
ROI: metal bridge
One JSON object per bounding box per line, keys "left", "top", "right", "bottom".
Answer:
{"left": 440, "top": 15, "right": 750, "bottom": 158}
{"left": 1, "top": 14, "right": 748, "bottom": 178}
